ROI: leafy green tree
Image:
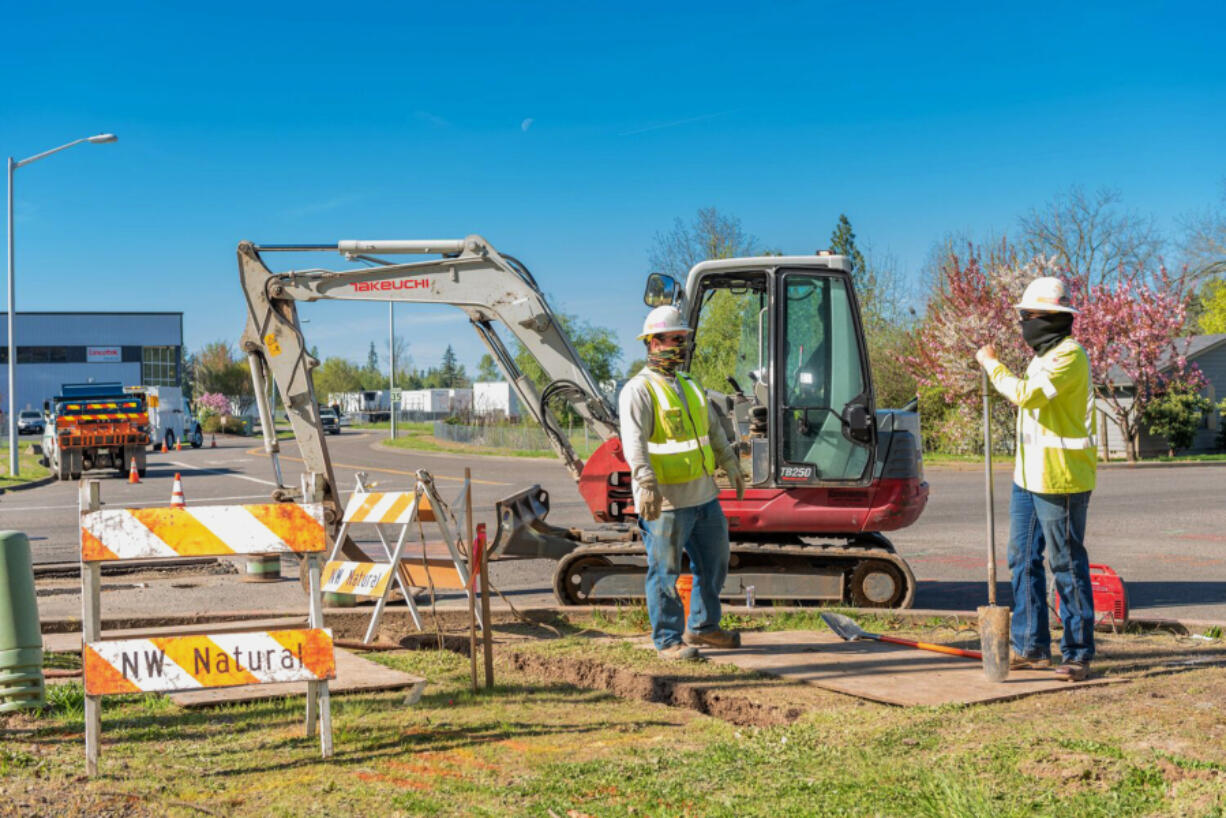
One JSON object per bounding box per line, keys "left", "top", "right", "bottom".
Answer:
{"left": 648, "top": 207, "right": 758, "bottom": 279}
{"left": 829, "top": 214, "right": 867, "bottom": 283}
{"left": 476, "top": 354, "right": 502, "bottom": 382}
{"left": 1142, "top": 381, "right": 1213, "bottom": 455}
{"left": 1195, "top": 277, "right": 1226, "bottom": 333}
{"left": 314, "top": 357, "right": 365, "bottom": 399}
{"left": 514, "top": 315, "right": 620, "bottom": 388}
{"left": 365, "top": 342, "right": 379, "bottom": 375}
{"left": 191, "top": 341, "right": 253, "bottom": 411}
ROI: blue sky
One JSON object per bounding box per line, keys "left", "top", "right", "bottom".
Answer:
{"left": 3, "top": 1, "right": 1224, "bottom": 375}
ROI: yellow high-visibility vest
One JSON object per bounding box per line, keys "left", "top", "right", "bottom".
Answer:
{"left": 639, "top": 370, "right": 716, "bottom": 485}
{"left": 988, "top": 337, "right": 1097, "bottom": 494}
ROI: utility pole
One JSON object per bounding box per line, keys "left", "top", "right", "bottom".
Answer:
{"left": 389, "top": 302, "right": 396, "bottom": 440}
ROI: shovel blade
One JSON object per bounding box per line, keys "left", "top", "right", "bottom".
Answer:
{"left": 821, "top": 612, "right": 871, "bottom": 642}
{"left": 978, "top": 605, "right": 1011, "bottom": 683}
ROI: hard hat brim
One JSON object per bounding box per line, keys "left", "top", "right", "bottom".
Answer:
{"left": 1014, "top": 300, "right": 1078, "bottom": 315}
{"left": 636, "top": 327, "right": 694, "bottom": 341}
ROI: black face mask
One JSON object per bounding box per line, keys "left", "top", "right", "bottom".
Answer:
{"left": 1020, "top": 312, "right": 1074, "bottom": 354}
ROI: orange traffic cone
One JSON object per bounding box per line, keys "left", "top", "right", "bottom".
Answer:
{"left": 128, "top": 458, "right": 141, "bottom": 484}
{"left": 175, "top": 437, "right": 182, "bottom": 452}
{"left": 161, "top": 439, "right": 169, "bottom": 453}
{"left": 170, "top": 473, "right": 186, "bottom": 508}
{"left": 210, "top": 434, "right": 217, "bottom": 448}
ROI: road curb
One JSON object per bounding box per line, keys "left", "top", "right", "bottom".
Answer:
{"left": 0, "top": 474, "right": 56, "bottom": 494}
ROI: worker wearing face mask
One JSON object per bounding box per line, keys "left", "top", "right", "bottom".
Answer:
{"left": 975, "top": 277, "right": 1098, "bottom": 682}
{"left": 620, "top": 305, "right": 746, "bottom": 660}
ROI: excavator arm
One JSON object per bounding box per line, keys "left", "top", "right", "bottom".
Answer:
{"left": 237, "top": 234, "right": 619, "bottom": 543}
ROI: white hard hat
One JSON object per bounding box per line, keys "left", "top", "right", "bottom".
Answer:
{"left": 637, "top": 305, "right": 692, "bottom": 340}
{"left": 1015, "top": 277, "right": 1078, "bottom": 315}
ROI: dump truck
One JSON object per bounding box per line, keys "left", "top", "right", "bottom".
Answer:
{"left": 40, "top": 382, "right": 150, "bottom": 480}
{"left": 237, "top": 235, "right": 928, "bottom": 607}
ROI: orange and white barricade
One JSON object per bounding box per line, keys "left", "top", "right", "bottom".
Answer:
{"left": 322, "top": 469, "right": 473, "bottom": 643}
{"left": 79, "top": 474, "right": 335, "bottom": 776}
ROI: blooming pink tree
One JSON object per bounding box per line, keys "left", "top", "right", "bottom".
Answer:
{"left": 910, "top": 244, "right": 1201, "bottom": 461}
{"left": 1070, "top": 267, "right": 1204, "bottom": 461}
{"left": 196, "top": 392, "right": 231, "bottom": 417}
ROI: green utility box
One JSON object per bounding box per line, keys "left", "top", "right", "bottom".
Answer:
{"left": 0, "top": 531, "right": 45, "bottom": 711}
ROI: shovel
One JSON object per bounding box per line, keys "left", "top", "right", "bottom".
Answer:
{"left": 978, "top": 371, "right": 1011, "bottom": 682}
{"left": 821, "top": 612, "right": 982, "bottom": 660}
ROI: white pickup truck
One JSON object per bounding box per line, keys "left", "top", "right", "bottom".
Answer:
{"left": 128, "top": 386, "right": 204, "bottom": 450}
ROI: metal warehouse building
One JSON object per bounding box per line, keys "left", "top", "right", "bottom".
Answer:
{"left": 1, "top": 312, "right": 183, "bottom": 414}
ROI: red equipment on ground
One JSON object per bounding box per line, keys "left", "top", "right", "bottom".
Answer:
{"left": 1054, "top": 564, "right": 1128, "bottom": 629}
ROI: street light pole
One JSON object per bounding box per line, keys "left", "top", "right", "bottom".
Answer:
{"left": 389, "top": 302, "right": 396, "bottom": 440}
{"left": 6, "top": 133, "right": 116, "bottom": 476}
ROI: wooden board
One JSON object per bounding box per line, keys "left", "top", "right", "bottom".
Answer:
{"left": 169, "top": 648, "right": 427, "bottom": 708}
{"left": 646, "top": 630, "right": 1119, "bottom": 706}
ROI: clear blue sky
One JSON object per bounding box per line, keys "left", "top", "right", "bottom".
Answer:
{"left": 4, "top": 1, "right": 1224, "bottom": 375}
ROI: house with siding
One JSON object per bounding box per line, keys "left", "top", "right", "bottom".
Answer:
{"left": 1097, "top": 334, "right": 1226, "bottom": 458}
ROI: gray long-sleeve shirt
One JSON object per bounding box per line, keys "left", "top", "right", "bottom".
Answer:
{"left": 618, "top": 370, "right": 736, "bottom": 512}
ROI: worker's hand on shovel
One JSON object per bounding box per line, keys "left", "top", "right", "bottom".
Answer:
{"left": 637, "top": 477, "right": 663, "bottom": 521}
{"left": 975, "top": 344, "right": 998, "bottom": 369}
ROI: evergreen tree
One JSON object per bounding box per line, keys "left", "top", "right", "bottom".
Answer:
{"left": 476, "top": 354, "right": 502, "bottom": 382}
{"left": 828, "top": 214, "right": 867, "bottom": 282}
{"left": 365, "top": 342, "right": 379, "bottom": 374}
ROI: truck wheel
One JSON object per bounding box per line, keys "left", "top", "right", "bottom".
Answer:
{"left": 165, "top": 430, "right": 176, "bottom": 450}
{"left": 191, "top": 427, "right": 203, "bottom": 448}
{"left": 56, "top": 453, "right": 71, "bottom": 482}
{"left": 848, "top": 560, "right": 907, "bottom": 608}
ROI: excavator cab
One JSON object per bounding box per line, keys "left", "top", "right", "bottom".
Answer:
{"left": 645, "top": 256, "right": 878, "bottom": 491}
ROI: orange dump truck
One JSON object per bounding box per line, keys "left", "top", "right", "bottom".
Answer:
{"left": 40, "top": 382, "right": 150, "bottom": 481}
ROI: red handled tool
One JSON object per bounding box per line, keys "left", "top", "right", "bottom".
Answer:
{"left": 821, "top": 612, "right": 982, "bottom": 660}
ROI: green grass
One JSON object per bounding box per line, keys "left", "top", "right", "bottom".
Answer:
{"left": 378, "top": 423, "right": 600, "bottom": 459}
{"left": 1148, "top": 452, "right": 1226, "bottom": 462}
{"left": 0, "top": 449, "right": 52, "bottom": 489}
{"left": 6, "top": 629, "right": 1223, "bottom": 816}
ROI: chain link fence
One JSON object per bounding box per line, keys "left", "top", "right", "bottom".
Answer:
{"left": 432, "top": 422, "right": 595, "bottom": 454}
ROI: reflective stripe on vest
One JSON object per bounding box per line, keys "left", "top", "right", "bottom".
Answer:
{"left": 640, "top": 371, "right": 716, "bottom": 485}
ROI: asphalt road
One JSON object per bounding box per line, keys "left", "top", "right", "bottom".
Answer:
{"left": 7, "top": 432, "right": 1224, "bottom": 622}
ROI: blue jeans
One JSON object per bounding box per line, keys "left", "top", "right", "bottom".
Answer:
{"left": 638, "top": 498, "right": 730, "bottom": 650}
{"left": 1008, "top": 484, "right": 1095, "bottom": 663}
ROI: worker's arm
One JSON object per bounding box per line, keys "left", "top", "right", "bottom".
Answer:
{"left": 617, "top": 378, "right": 655, "bottom": 486}
{"left": 982, "top": 346, "right": 1082, "bottom": 410}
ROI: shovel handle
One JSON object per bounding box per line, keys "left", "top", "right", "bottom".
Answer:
{"left": 875, "top": 634, "right": 982, "bottom": 660}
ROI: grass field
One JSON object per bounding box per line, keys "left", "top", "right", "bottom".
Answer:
{"left": 0, "top": 447, "right": 52, "bottom": 489}
{"left": 3, "top": 611, "right": 1224, "bottom": 816}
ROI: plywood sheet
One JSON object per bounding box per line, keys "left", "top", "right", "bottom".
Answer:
{"left": 653, "top": 630, "right": 1118, "bottom": 706}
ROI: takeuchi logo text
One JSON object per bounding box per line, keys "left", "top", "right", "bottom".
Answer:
{"left": 352, "top": 278, "right": 430, "bottom": 293}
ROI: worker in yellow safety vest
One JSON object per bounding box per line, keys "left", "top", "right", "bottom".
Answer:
{"left": 620, "top": 305, "right": 746, "bottom": 660}
{"left": 976, "top": 276, "right": 1097, "bottom": 682}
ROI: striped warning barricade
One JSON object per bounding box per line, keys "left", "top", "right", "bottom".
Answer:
{"left": 325, "top": 470, "right": 472, "bottom": 643}
{"left": 79, "top": 476, "right": 335, "bottom": 776}
{"left": 83, "top": 629, "right": 336, "bottom": 695}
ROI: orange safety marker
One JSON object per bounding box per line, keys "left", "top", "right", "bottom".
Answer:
{"left": 210, "top": 434, "right": 217, "bottom": 448}
{"left": 175, "top": 437, "right": 182, "bottom": 452}
{"left": 161, "top": 439, "right": 169, "bottom": 453}
{"left": 170, "top": 473, "right": 186, "bottom": 508}
{"left": 128, "top": 458, "right": 141, "bottom": 484}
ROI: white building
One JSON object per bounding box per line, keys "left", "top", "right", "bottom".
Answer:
{"left": 400, "top": 388, "right": 472, "bottom": 415}
{"left": 473, "top": 381, "right": 522, "bottom": 419}
{"left": 1, "top": 311, "right": 182, "bottom": 414}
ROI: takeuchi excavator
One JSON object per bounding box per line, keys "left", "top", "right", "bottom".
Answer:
{"left": 237, "top": 235, "right": 929, "bottom": 608}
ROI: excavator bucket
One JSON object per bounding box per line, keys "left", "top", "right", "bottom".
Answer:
{"left": 491, "top": 485, "right": 581, "bottom": 560}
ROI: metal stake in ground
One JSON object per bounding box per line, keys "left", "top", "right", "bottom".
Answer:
{"left": 478, "top": 523, "right": 494, "bottom": 690}
{"left": 465, "top": 467, "right": 479, "bottom": 693}
{"left": 978, "top": 371, "right": 1010, "bottom": 683}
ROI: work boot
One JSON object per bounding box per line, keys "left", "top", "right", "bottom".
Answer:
{"left": 1009, "top": 650, "right": 1052, "bottom": 670}
{"left": 1054, "top": 661, "right": 1091, "bottom": 682}
{"left": 683, "top": 629, "right": 741, "bottom": 649}
{"left": 657, "top": 643, "right": 700, "bottom": 661}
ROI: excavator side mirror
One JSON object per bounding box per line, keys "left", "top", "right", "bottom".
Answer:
{"left": 644, "top": 273, "right": 678, "bottom": 307}
{"left": 844, "top": 404, "right": 873, "bottom": 444}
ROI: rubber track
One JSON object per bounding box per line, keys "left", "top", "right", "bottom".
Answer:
{"left": 552, "top": 540, "right": 916, "bottom": 608}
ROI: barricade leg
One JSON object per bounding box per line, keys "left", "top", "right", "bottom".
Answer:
{"left": 364, "top": 517, "right": 415, "bottom": 644}
{"left": 306, "top": 551, "right": 332, "bottom": 756}
{"left": 374, "top": 523, "right": 423, "bottom": 632}
{"left": 80, "top": 482, "right": 103, "bottom": 776}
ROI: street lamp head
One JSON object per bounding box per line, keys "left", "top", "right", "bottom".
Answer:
{"left": 87, "top": 133, "right": 118, "bottom": 144}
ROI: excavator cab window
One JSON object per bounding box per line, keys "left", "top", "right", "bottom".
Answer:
{"left": 688, "top": 274, "right": 768, "bottom": 397}
{"left": 777, "top": 271, "right": 875, "bottom": 483}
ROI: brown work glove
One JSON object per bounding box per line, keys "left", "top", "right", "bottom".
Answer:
{"left": 722, "top": 455, "right": 746, "bottom": 502}
{"left": 637, "top": 476, "right": 663, "bottom": 521}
